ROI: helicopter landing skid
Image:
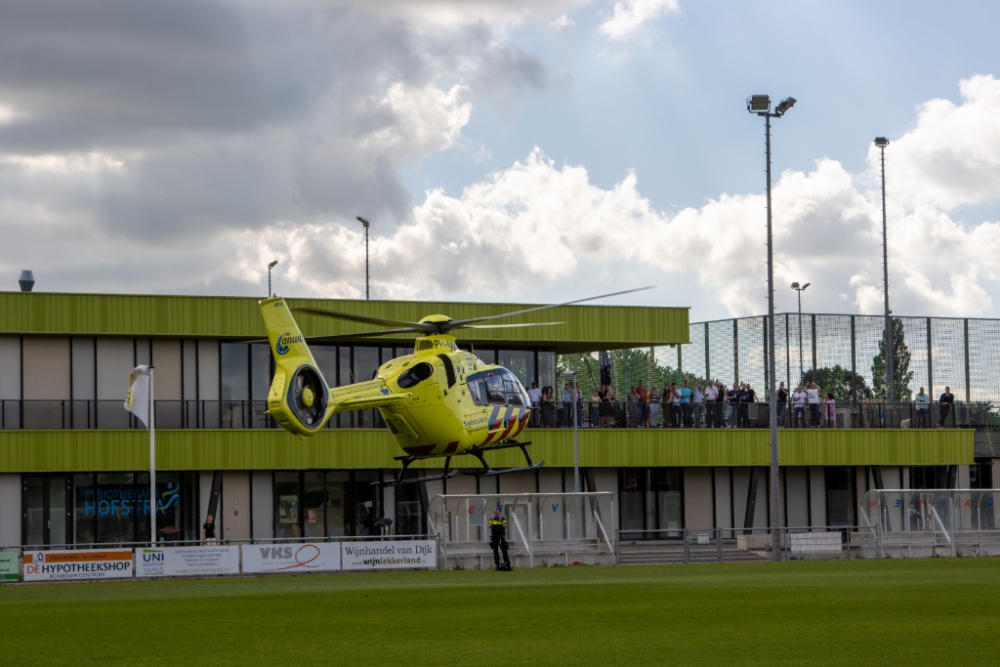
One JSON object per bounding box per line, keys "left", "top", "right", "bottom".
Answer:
{"left": 373, "top": 455, "right": 460, "bottom": 487}
{"left": 468, "top": 441, "right": 545, "bottom": 477}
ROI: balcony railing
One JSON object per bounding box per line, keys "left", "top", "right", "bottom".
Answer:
{"left": 0, "top": 399, "right": 990, "bottom": 431}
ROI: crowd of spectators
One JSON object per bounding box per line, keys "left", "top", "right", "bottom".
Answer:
{"left": 528, "top": 377, "right": 961, "bottom": 429}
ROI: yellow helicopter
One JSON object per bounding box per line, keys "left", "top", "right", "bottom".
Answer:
{"left": 258, "top": 288, "right": 649, "bottom": 486}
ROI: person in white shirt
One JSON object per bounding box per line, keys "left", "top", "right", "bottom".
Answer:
{"left": 704, "top": 381, "right": 719, "bottom": 428}
{"left": 792, "top": 385, "right": 807, "bottom": 428}
{"left": 806, "top": 382, "right": 822, "bottom": 427}
{"left": 528, "top": 382, "right": 542, "bottom": 427}
{"left": 692, "top": 382, "right": 704, "bottom": 428}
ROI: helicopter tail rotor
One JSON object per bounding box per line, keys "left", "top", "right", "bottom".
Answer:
{"left": 259, "top": 297, "right": 334, "bottom": 436}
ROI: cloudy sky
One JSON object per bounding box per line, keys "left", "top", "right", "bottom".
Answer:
{"left": 2, "top": 0, "right": 1000, "bottom": 321}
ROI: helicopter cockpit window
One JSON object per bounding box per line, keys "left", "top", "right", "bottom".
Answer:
{"left": 500, "top": 370, "right": 529, "bottom": 406}
{"left": 468, "top": 379, "right": 487, "bottom": 406}
{"left": 483, "top": 375, "right": 506, "bottom": 404}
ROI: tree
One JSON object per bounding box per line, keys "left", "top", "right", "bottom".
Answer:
{"left": 801, "top": 366, "right": 872, "bottom": 402}
{"left": 871, "top": 318, "right": 914, "bottom": 401}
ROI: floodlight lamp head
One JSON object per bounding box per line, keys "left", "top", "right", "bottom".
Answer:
{"left": 791, "top": 282, "right": 800, "bottom": 289}
{"left": 748, "top": 95, "right": 770, "bottom": 113}
{"left": 268, "top": 260, "right": 278, "bottom": 269}
{"left": 775, "top": 97, "right": 796, "bottom": 115}
{"left": 803, "top": 283, "right": 810, "bottom": 290}
{"left": 356, "top": 216, "right": 370, "bottom": 228}
{"left": 874, "top": 137, "right": 889, "bottom": 148}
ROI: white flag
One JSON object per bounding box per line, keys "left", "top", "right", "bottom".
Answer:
{"left": 125, "top": 365, "right": 151, "bottom": 427}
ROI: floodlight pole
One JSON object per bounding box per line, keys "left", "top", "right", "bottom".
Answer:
{"left": 356, "top": 216, "right": 371, "bottom": 300}
{"left": 876, "top": 139, "right": 893, "bottom": 402}
{"left": 749, "top": 95, "right": 794, "bottom": 563}
{"left": 267, "top": 260, "right": 278, "bottom": 298}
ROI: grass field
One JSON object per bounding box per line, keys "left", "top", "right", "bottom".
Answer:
{"left": 3, "top": 558, "right": 1000, "bottom": 666}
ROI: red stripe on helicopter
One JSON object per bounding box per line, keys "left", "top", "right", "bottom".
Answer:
{"left": 512, "top": 409, "right": 529, "bottom": 437}
{"left": 443, "top": 441, "right": 459, "bottom": 454}
{"left": 497, "top": 407, "right": 517, "bottom": 440}
{"left": 480, "top": 431, "right": 497, "bottom": 446}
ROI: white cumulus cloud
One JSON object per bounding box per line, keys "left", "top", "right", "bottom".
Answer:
{"left": 598, "top": 0, "right": 679, "bottom": 41}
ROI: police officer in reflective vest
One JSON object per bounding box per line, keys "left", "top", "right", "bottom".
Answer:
{"left": 489, "top": 508, "right": 512, "bottom": 571}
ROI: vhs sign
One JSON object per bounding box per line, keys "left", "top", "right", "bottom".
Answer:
{"left": 136, "top": 546, "right": 239, "bottom": 577}
{"left": 341, "top": 540, "right": 436, "bottom": 571}
{"left": 23, "top": 549, "right": 133, "bottom": 581}
{"left": 241, "top": 543, "right": 341, "bottom": 574}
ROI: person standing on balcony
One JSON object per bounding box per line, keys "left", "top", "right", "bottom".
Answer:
{"left": 528, "top": 382, "right": 542, "bottom": 428}
{"left": 648, "top": 385, "right": 661, "bottom": 427}
{"left": 541, "top": 386, "right": 556, "bottom": 427}
{"left": 792, "top": 385, "right": 807, "bottom": 428}
{"left": 704, "top": 380, "right": 718, "bottom": 428}
{"left": 562, "top": 383, "right": 575, "bottom": 427}
{"left": 825, "top": 393, "right": 837, "bottom": 428}
{"left": 692, "top": 381, "right": 704, "bottom": 428}
{"left": 776, "top": 381, "right": 789, "bottom": 428}
{"left": 864, "top": 397, "right": 875, "bottom": 428}
{"left": 726, "top": 383, "right": 740, "bottom": 428}
{"left": 573, "top": 382, "right": 584, "bottom": 428}
{"left": 916, "top": 387, "right": 929, "bottom": 428}
{"left": 662, "top": 384, "right": 674, "bottom": 428}
{"left": 715, "top": 381, "right": 726, "bottom": 427}
{"left": 678, "top": 380, "right": 692, "bottom": 427}
{"left": 636, "top": 381, "right": 648, "bottom": 428}
{"left": 938, "top": 387, "right": 955, "bottom": 427}
{"left": 590, "top": 388, "right": 601, "bottom": 427}
{"left": 807, "top": 382, "right": 822, "bottom": 427}
{"left": 739, "top": 383, "right": 755, "bottom": 428}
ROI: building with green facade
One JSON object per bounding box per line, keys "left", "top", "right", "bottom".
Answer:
{"left": 0, "top": 291, "right": 981, "bottom": 549}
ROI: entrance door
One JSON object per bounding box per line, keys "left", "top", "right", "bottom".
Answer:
{"left": 222, "top": 472, "right": 251, "bottom": 541}
{"left": 22, "top": 474, "right": 71, "bottom": 547}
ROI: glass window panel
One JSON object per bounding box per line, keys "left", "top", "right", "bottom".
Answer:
{"left": 476, "top": 348, "right": 496, "bottom": 365}
{"left": 352, "top": 471, "right": 377, "bottom": 536}
{"left": 395, "top": 347, "right": 413, "bottom": 359}
{"left": 326, "top": 471, "right": 349, "bottom": 537}
{"left": 619, "top": 469, "right": 645, "bottom": 533}
{"left": 537, "top": 351, "right": 555, "bottom": 391}
{"left": 220, "top": 343, "right": 249, "bottom": 401}
{"left": 274, "top": 472, "right": 301, "bottom": 539}
{"left": 96, "top": 472, "right": 136, "bottom": 544}
{"left": 338, "top": 347, "right": 352, "bottom": 387}
{"left": 654, "top": 469, "right": 683, "bottom": 535}
{"left": 499, "top": 350, "right": 533, "bottom": 386}
{"left": 354, "top": 346, "right": 379, "bottom": 382}
{"left": 73, "top": 473, "right": 96, "bottom": 545}
{"left": 23, "top": 477, "right": 44, "bottom": 546}
{"left": 395, "top": 475, "right": 424, "bottom": 535}
{"left": 825, "top": 467, "right": 856, "bottom": 527}
{"left": 312, "top": 345, "right": 338, "bottom": 386}
{"left": 303, "top": 472, "right": 326, "bottom": 538}
{"left": 49, "top": 477, "right": 68, "bottom": 546}
{"left": 250, "top": 343, "right": 272, "bottom": 401}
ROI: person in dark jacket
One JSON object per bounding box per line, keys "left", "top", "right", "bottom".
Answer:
{"left": 489, "top": 508, "right": 512, "bottom": 571}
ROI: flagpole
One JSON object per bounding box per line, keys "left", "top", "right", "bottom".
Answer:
{"left": 149, "top": 367, "right": 156, "bottom": 545}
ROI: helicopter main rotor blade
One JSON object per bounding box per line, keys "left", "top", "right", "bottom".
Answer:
{"left": 293, "top": 307, "right": 435, "bottom": 333}
{"left": 300, "top": 327, "right": 426, "bottom": 341}
{"left": 444, "top": 286, "right": 654, "bottom": 330}
{"left": 462, "top": 322, "right": 564, "bottom": 329}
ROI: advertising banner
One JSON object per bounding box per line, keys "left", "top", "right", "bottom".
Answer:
{"left": 136, "top": 546, "right": 239, "bottom": 577}
{"left": 341, "top": 540, "right": 436, "bottom": 571}
{"left": 0, "top": 551, "right": 18, "bottom": 581}
{"left": 241, "top": 543, "right": 341, "bottom": 574}
{"left": 23, "top": 549, "right": 133, "bottom": 581}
